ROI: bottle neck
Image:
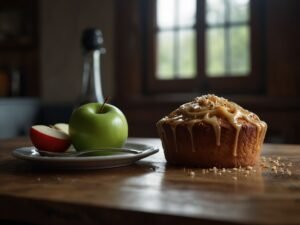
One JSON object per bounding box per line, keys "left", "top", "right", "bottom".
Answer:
{"left": 80, "top": 49, "right": 104, "bottom": 104}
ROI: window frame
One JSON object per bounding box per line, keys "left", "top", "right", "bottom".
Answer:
{"left": 144, "top": 0, "right": 264, "bottom": 94}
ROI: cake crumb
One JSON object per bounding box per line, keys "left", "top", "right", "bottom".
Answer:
{"left": 213, "top": 167, "right": 217, "bottom": 173}
{"left": 271, "top": 166, "right": 277, "bottom": 171}
{"left": 246, "top": 166, "right": 253, "bottom": 170}
{"left": 279, "top": 168, "right": 284, "bottom": 174}
{"left": 183, "top": 155, "right": 294, "bottom": 179}
{"left": 273, "top": 160, "right": 280, "bottom": 167}
{"left": 261, "top": 164, "right": 269, "bottom": 168}
{"left": 189, "top": 171, "right": 196, "bottom": 177}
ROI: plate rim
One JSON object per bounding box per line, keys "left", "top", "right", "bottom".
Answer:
{"left": 12, "top": 142, "right": 159, "bottom": 163}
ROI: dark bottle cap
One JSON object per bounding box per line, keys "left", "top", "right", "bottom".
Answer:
{"left": 81, "top": 28, "right": 103, "bottom": 50}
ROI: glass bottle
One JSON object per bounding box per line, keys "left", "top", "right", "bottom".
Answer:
{"left": 77, "top": 28, "right": 106, "bottom": 106}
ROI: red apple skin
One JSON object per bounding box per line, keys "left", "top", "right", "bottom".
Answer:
{"left": 30, "top": 127, "right": 71, "bottom": 152}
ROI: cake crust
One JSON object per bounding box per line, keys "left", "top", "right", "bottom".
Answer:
{"left": 157, "top": 95, "right": 267, "bottom": 168}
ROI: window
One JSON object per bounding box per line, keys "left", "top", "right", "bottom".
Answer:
{"left": 206, "top": 0, "right": 250, "bottom": 77}
{"left": 156, "top": 0, "right": 197, "bottom": 79}
{"left": 146, "top": 0, "right": 263, "bottom": 94}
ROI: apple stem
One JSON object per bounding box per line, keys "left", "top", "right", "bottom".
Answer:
{"left": 99, "top": 96, "right": 110, "bottom": 113}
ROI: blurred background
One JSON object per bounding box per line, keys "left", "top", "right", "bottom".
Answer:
{"left": 0, "top": 0, "right": 299, "bottom": 143}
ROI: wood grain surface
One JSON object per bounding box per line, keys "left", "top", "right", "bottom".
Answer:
{"left": 0, "top": 137, "right": 300, "bottom": 225}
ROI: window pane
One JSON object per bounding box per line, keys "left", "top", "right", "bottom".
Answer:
{"left": 229, "top": 26, "right": 250, "bottom": 75}
{"left": 206, "top": 0, "right": 225, "bottom": 25}
{"left": 178, "top": 30, "right": 196, "bottom": 78}
{"left": 178, "top": 0, "right": 196, "bottom": 27}
{"left": 157, "top": 0, "right": 175, "bottom": 28}
{"left": 230, "top": 0, "right": 250, "bottom": 22}
{"left": 156, "top": 31, "right": 175, "bottom": 79}
{"left": 206, "top": 28, "right": 225, "bottom": 76}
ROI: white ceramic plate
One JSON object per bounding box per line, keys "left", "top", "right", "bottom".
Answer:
{"left": 12, "top": 143, "right": 159, "bottom": 170}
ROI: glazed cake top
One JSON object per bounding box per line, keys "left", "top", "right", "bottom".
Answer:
{"left": 166, "top": 94, "right": 262, "bottom": 123}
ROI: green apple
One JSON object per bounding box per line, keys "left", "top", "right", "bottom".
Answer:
{"left": 69, "top": 102, "right": 128, "bottom": 151}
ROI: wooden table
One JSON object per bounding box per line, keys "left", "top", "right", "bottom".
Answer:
{"left": 0, "top": 138, "right": 300, "bottom": 225}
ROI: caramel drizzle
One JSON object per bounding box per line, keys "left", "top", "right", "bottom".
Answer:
{"left": 203, "top": 114, "right": 221, "bottom": 146}
{"left": 156, "top": 95, "right": 267, "bottom": 156}
{"left": 187, "top": 120, "right": 198, "bottom": 152}
{"left": 171, "top": 125, "right": 178, "bottom": 152}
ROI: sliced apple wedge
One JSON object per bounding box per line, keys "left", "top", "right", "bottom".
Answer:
{"left": 30, "top": 125, "right": 71, "bottom": 152}
{"left": 53, "top": 123, "right": 69, "bottom": 135}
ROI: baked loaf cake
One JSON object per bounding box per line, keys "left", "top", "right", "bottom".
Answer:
{"left": 156, "top": 94, "right": 267, "bottom": 168}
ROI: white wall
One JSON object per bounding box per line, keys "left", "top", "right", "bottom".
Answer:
{"left": 40, "top": 0, "right": 115, "bottom": 104}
